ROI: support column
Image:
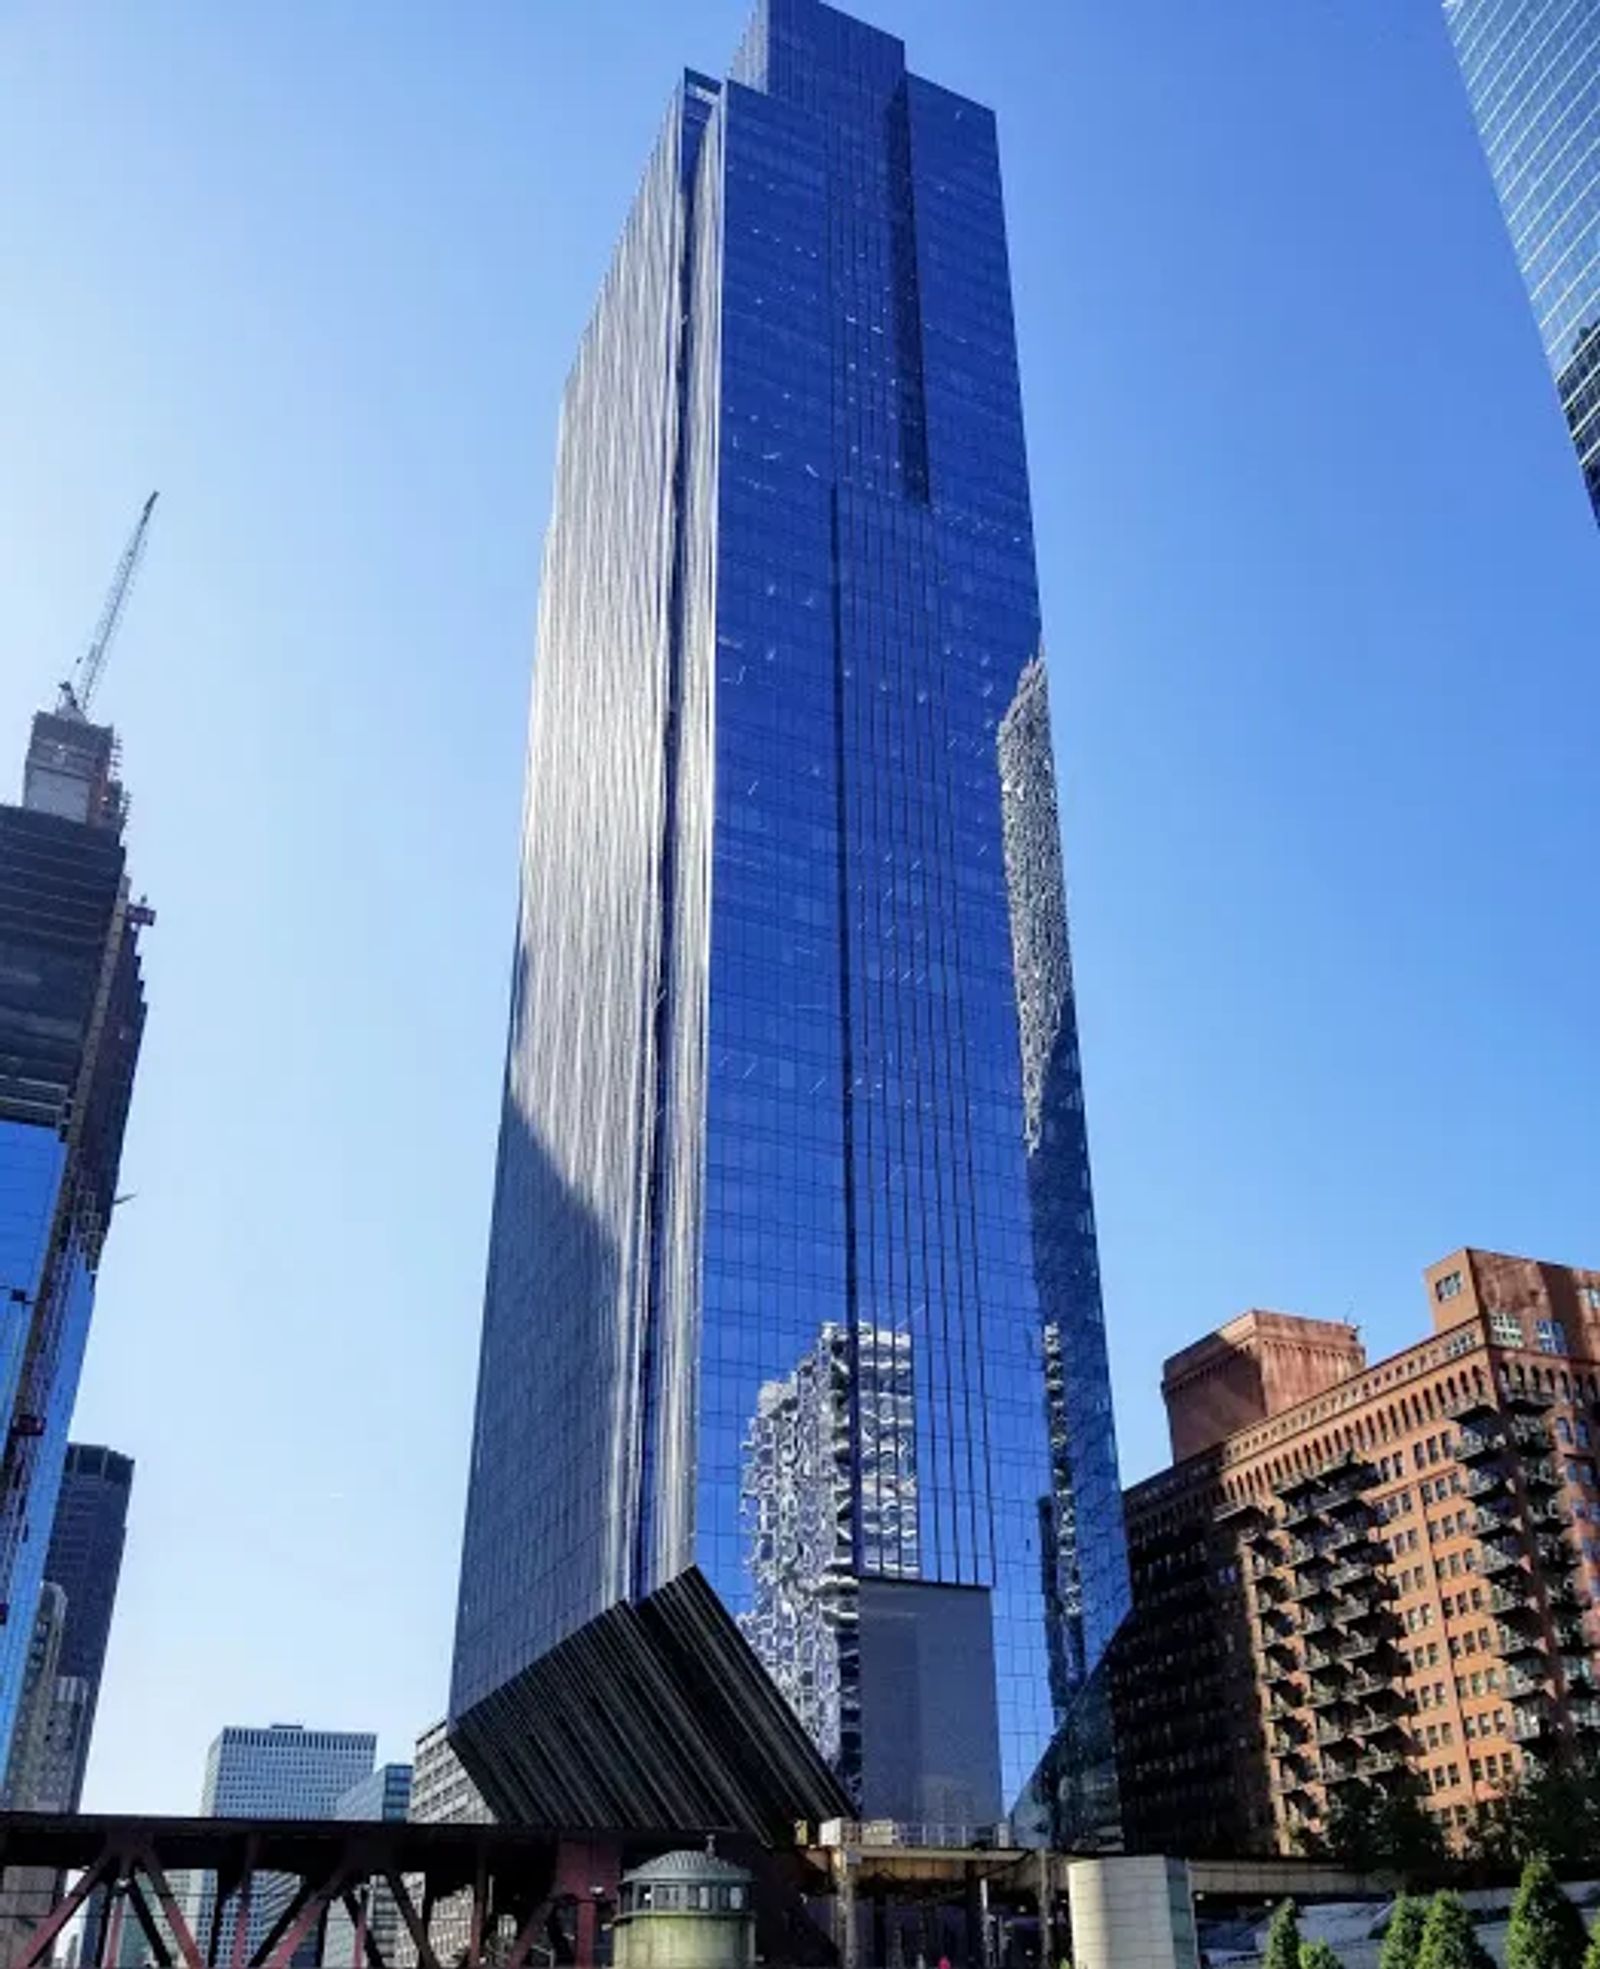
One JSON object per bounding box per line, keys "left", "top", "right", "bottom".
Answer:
{"left": 833, "top": 1850, "right": 859, "bottom": 1969}
{"left": 1037, "top": 1849, "right": 1057, "bottom": 1969}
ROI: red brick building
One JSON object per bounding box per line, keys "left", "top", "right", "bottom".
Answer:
{"left": 1114, "top": 1249, "right": 1600, "bottom": 1856}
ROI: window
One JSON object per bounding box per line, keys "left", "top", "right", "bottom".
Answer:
{"left": 1583, "top": 1287, "right": 1600, "bottom": 1312}
{"left": 1536, "top": 1318, "right": 1569, "bottom": 1356}
{"left": 1491, "top": 1310, "right": 1524, "bottom": 1348}
{"left": 1437, "top": 1271, "right": 1465, "bottom": 1303}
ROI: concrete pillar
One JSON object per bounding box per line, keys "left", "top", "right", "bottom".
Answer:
{"left": 1036, "top": 1849, "right": 1057, "bottom": 1968}
{"left": 833, "top": 1851, "right": 859, "bottom": 1969}
{"left": 1065, "top": 1858, "right": 1198, "bottom": 1969}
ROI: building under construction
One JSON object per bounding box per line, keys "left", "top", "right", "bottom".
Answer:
{"left": 0, "top": 497, "right": 156, "bottom": 1770}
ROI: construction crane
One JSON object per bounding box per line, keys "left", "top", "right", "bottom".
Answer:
{"left": 57, "top": 490, "right": 159, "bottom": 720}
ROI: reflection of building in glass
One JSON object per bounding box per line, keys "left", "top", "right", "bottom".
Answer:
{"left": 449, "top": 0, "right": 1130, "bottom": 1842}
{"left": 0, "top": 709, "right": 149, "bottom": 1765}
{"left": 742, "top": 1324, "right": 917, "bottom": 1788}
{"left": 1445, "top": 0, "right": 1600, "bottom": 523}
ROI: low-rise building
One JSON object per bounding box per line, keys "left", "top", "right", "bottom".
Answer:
{"left": 1115, "top": 1249, "right": 1600, "bottom": 1856}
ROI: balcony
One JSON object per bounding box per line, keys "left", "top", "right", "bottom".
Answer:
{"left": 1510, "top": 1419, "right": 1551, "bottom": 1453}
{"left": 1290, "top": 1572, "right": 1337, "bottom": 1605}
{"left": 1475, "top": 1505, "right": 1522, "bottom": 1541}
{"left": 1521, "top": 1457, "right": 1561, "bottom": 1494}
{"left": 1568, "top": 1701, "right": 1600, "bottom": 1734}
{"left": 1457, "top": 1425, "right": 1501, "bottom": 1463}
{"left": 1268, "top": 1687, "right": 1307, "bottom": 1719}
{"left": 1331, "top": 1562, "right": 1385, "bottom": 1595}
{"left": 1553, "top": 1615, "right": 1587, "bottom": 1652}
{"left": 1506, "top": 1665, "right": 1548, "bottom": 1700}
{"left": 1244, "top": 1520, "right": 1285, "bottom": 1552}
{"left": 1467, "top": 1464, "right": 1513, "bottom": 1499}
{"left": 1527, "top": 1499, "right": 1569, "bottom": 1532}
{"left": 1446, "top": 1389, "right": 1499, "bottom": 1424}
{"left": 1282, "top": 1495, "right": 1320, "bottom": 1531}
{"left": 1488, "top": 1580, "right": 1536, "bottom": 1617}
{"left": 1504, "top": 1385, "right": 1553, "bottom": 1416}
{"left": 1346, "top": 1671, "right": 1404, "bottom": 1705}
{"left": 1325, "top": 1519, "right": 1374, "bottom": 1556}
{"left": 1342, "top": 1595, "right": 1390, "bottom": 1631}
{"left": 1357, "top": 1749, "right": 1407, "bottom": 1780}
{"left": 1287, "top": 1538, "right": 1325, "bottom": 1568}
{"left": 1538, "top": 1535, "right": 1577, "bottom": 1571}
{"left": 1511, "top": 1707, "right": 1552, "bottom": 1743}
{"left": 1492, "top": 1623, "right": 1543, "bottom": 1661}
{"left": 1480, "top": 1545, "right": 1524, "bottom": 1578}
{"left": 1323, "top": 1478, "right": 1370, "bottom": 1518}
{"left": 1304, "top": 1644, "right": 1351, "bottom": 1676}
{"left": 1351, "top": 1709, "right": 1407, "bottom": 1741}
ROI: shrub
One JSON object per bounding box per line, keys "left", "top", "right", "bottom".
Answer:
{"left": 1416, "top": 1892, "right": 1495, "bottom": 1969}
{"left": 1507, "top": 1857, "right": 1586, "bottom": 1969}
{"left": 1301, "top": 1941, "right": 1343, "bottom": 1969}
{"left": 1265, "top": 1900, "right": 1302, "bottom": 1969}
{"left": 1380, "top": 1894, "right": 1428, "bottom": 1969}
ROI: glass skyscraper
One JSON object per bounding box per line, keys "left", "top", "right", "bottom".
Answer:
{"left": 451, "top": 0, "right": 1128, "bottom": 1842}
{"left": 1445, "top": 0, "right": 1600, "bottom": 520}
{"left": 0, "top": 710, "right": 148, "bottom": 1769}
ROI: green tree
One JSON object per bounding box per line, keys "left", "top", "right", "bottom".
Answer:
{"left": 1416, "top": 1892, "right": 1495, "bottom": 1969}
{"left": 1465, "top": 1761, "right": 1600, "bottom": 1867}
{"left": 1301, "top": 1942, "right": 1344, "bottom": 1969}
{"left": 1381, "top": 1895, "right": 1429, "bottom": 1969}
{"left": 1265, "top": 1901, "right": 1302, "bottom": 1969}
{"left": 1581, "top": 1920, "right": 1600, "bottom": 1969}
{"left": 1507, "top": 1858, "right": 1586, "bottom": 1969}
{"left": 1324, "top": 1781, "right": 1447, "bottom": 1877}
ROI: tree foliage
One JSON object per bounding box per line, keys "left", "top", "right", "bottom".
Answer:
{"left": 1416, "top": 1892, "right": 1495, "bottom": 1969}
{"left": 1265, "top": 1900, "right": 1302, "bottom": 1969}
{"left": 1380, "top": 1894, "right": 1429, "bottom": 1969}
{"left": 1506, "top": 1858, "right": 1587, "bottom": 1969}
{"left": 1323, "top": 1781, "right": 1447, "bottom": 1877}
{"left": 1300, "top": 1942, "right": 1344, "bottom": 1969}
{"left": 1464, "top": 1762, "right": 1600, "bottom": 1868}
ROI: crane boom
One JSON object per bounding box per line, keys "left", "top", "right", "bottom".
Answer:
{"left": 59, "top": 490, "right": 159, "bottom": 720}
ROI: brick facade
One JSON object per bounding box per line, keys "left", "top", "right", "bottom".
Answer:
{"left": 1116, "top": 1249, "right": 1600, "bottom": 1856}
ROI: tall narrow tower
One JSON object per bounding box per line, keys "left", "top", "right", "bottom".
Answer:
{"left": 450, "top": 0, "right": 1129, "bottom": 1842}
{"left": 1445, "top": 0, "right": 1600, "bottom": 522}
{"left": 0, "top": 705, "right": 149, "bottom": 1762}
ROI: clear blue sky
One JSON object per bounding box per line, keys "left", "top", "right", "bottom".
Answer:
{"left": 1, "top": 0, "right": 1596, "bottom": 1815}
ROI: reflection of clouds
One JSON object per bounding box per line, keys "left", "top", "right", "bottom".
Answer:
{"left": 739, "top": 1322, "right": 920, "bottom": 1792}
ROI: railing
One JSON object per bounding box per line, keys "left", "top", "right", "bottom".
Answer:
{"left": 814, "top": 1821, "right": 1014, "bottom": 1851}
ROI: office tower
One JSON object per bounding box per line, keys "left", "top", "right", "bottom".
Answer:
{"left": 1114, "top": 1249, "right": 1600, "bottom": 1858}
{"left": 2, "top": 1587, "right": 66, "bottom": 1808}
{"left": 0, "top": 706, "right": 149, "bottom": 1766}
{"left": 323, "top": 1765, "right": 412, "bottom": 1969}
{"left": 1444, "top": 0, "right": 1600, "bottom": 521}
{"left": 394, "top": 1724, "right": 492, "bottom": 1969}
{"left": 190, "top": 1725, "right": 375, "bottom": 1965}
{"left": 450, "top": 0, "right": 1129, "bottom": 1841}
{"left": 20, "top": 1445, "right": 134, "bottom": 1811}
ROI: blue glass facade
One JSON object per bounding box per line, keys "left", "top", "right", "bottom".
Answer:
{"left": 0, "top": 717, "right": 147, "bottom": 1770}
{"left": 1446, "top": 0, "right": 1600, "bottom": 520}
{"left": 451, "top": 0, "right": 1128, "bottom": 1838}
